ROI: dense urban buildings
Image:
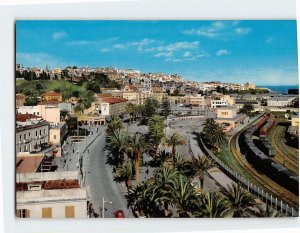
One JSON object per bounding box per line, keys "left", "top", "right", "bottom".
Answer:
{"left": 15, "top": 63, "right": 299, "bottom": 218}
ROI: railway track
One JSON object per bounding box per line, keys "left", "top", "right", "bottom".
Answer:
{"left": 230, "top": 129, "right": 299, "bottom": 208}
{"left": 271, "top": 126, "right": 299, "bottom": 174}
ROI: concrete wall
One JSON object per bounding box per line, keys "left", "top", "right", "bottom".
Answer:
{"left": 17, "top": 199, "right": 87, "bottom": 218}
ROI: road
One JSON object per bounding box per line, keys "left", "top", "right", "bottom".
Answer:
{"left": 83, "top": 128, "right": 133, "bottom": 218}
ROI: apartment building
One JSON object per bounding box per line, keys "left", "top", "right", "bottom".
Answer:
{"left": 49, "top": 122, "right": 67, "bottom": 145}
{"left": 16, "top": 171, "right": 88, "bottom": 218}
{"left": 267, "top": 96, "right": 296, "bottom": 107}
{"left": 99, "top": 97, "right": 128, "bottom": 116}
{"left": 17, "top": 103, "right": 60, "bottom": 124}
{"left": 211, "top": 98, "right": 228, "bottom": 108}
{"left": 16, "top": 115, "right": 50, "bottom": 153}
{"left": 215, "top": 107, "right": 248, "bottom": 133}
{"left": 41, "top": 91, "right": 63, "bottom": 102}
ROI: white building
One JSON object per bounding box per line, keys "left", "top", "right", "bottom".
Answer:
{"left": 211, "top": 98, "right": 228, "bottom": 108}
{"left": 16, "top": 171, "right": 88, "bottom": 219}
{"left": 267, "top": 97, "right": 296, "bottom": 107}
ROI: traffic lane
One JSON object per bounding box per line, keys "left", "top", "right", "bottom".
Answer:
{"left": 84, "top": 132, "right": 132, "bottom": 218}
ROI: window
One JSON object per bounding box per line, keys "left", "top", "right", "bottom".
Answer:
{"left": 40, "top": 130, "right": 42, "bottom": 135}
{"left": 24, "top": 146, "right": 26, "bottom": 151}
{"left": 36, "top": 131, "right": 37, "bottom": 137}
{"left": 29, "top": 132, "right": 31, "bottom": 137}
{"left": 37, "top": 112, "right": 39, "bottom": 115}
{"left": 54, "top": 135, "right": 57, "bottom": 140}
{"left": 65, "top": 206, "right": 75, "bottom": 218}
{"left": 19, "top": 135, "right": 22, "bottom": 140}
{"left": 42, "top": 207, "right": 52, "bottom": 218}
{"left": 44, "top": 129, "right": 46, "bottom": 134}
{"left": 24, "top": 134, "right": 26, "bottom": 139}
{"left": 17, "top": 209, "right": 30, "bottom": 218}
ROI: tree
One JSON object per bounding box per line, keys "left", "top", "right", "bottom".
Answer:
{"left": 126, "top": 103, "right": 138, "bottom": 123}
{"left": 107, "top": 129, "right": 129, "bottom": 166}
{"left": 143, "top": 98, "right": 160, "bottom": 119}
{"left": 202, "top": 118, "right": 226, "bottom": 151}
{"left": 74, "top": 103, "right": 84, "bottom": 114}
{"left": 126, "top": 182, "right": 160, "bottom": 217}
{"left": 195, "top": 192, "right": 230, "bottom": 218}
{"left": 65, "top": 117, "right": 78, "bottom": 131}
{"left": 149, "top": 167, "right": 179, "bottom": 217}
{"left": 221, "top": 184, "right": 260, "bottom": 217}
{"left": 160, "top": 96, "right": 171, "bottom": 119}
{"left": 192, "top": 155, "right": 217, "bottom": 189}
{"left": 167, "top": 132, "right": 186, "bottom": 155}
{"left": 148, "top": 115, "right": 165, "bottom": 156}
{"left": 115, "top": 160, "right": 133, "bottom": 190}
{"left": 240, "top": 103, "right": 254, "bottom": 116}
{"left": 24, "top": 89, "right": 40, "bottom": 106}
{"left": 128, "top": 133, "right": 149, "bottom": 183}
{"left": 60, "top": 109, "right": 70, "bottom": 121}
{"left": 106, "top": 116, "right": 123, "bottom": 136}
{"left": 169, "top": 175, "right": 195, "bottom": 217}
{"left": 86, "top": 81, "right": 101, "bottom": 93}
{"left": 77, "top": 90, "right": 96, "bottom": 109}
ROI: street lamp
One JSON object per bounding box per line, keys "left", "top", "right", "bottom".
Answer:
{"left": 102, "top": 197, "right": 112, "bottom": 218}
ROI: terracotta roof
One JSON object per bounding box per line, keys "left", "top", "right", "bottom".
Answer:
{"left": 41, "top": 91, "right": 61, "bottom": 97}
{"left": 16, "top": 179, "right": 80, "bottom": 191}
{"left": 16, "top": 156, "right": 44, "bottom": 173}
{"left": 16, "top": 94, "right": 25, "bottom": 99}
{"left": 16, "top": 114, "right": 41, "bottom": 122}
{"left": 103, "top": 97, "right": 128, "bottom": 104}
{"left": 96, "top": 93, "right": 112, "bottom": 98}
{"left": 38, "top": 100, "right": 60, "bottom": 105}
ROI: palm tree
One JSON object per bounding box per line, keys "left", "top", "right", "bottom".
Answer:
{"left": 169, "top": 175, "right": 195, "bottom": 217}
{"left": 192, "top": 155, "right": 217, "bottom": 189}
{"left": 126, "top": 182, "right": 160, "bottom": 217}
{"left": 107, "top": 129, "right": 129, "bottom": 166}
{"left": 173, "top": 152, "right": 186, "bottom": 171}
{"left": 202, "top": 119, "right": 226, "bottom": 151}
{"left": 128, "top": 133, "right": 150, "bottom": 183}
{"left": 106, "top": 115, "right": 123, "bottom": 136}
{"left": 116, "top": 160, "right": 133, "bottom": 190}
{"left": 126, "top": 103, "right": 136, "bottom": 123}
{"left": 167, "top": 132, "right": 186, "bottom": 155}
{"left": 194, "top": 192, "right": 231, "bottom": 218}
{"left": 148, "top": 114, "right": 164, "bottom": 127}
{"left": 149, "top": 167, "right": 179, "bottom": 217}
{"left": 221, "top": 183, "right": 260, "bottom": 217}
{"left": 148, "top": 115, "right": 165, "bottom": 156}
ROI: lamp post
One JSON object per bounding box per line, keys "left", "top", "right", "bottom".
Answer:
{"left": 102, "top": 197, "right": 112, "bottom": 218}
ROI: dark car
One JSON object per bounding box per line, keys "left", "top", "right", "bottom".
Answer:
{"left": 114, "top": 210, "right": 125, "bottom": 218}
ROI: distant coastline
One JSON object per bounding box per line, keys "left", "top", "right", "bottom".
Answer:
{"left": 257, "top": 85, "right": 299, "bottom": 94}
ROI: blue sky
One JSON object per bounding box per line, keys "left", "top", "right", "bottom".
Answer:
{"left": 16, "top": 20, "right": 298, "bottom": 85}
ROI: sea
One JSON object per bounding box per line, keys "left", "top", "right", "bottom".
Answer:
{"left": 257, "top": 85, "right": 299, "bottom": 94}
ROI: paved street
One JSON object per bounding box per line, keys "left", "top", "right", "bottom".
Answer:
{"left": 83, "top": 130, "right": 133, "bottom": 218}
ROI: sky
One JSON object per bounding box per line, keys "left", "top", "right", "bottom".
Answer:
{"left": 16, "top": 20, "right": 299, "bottom": 85}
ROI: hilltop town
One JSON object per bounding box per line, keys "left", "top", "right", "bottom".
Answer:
{"left": 15, "top": 64, "right": 299, "bottom": 218}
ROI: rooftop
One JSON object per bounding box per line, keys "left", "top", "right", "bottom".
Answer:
{"left": 41, "top": 91, "right": 62, "bottom": 97}
{"left": 16, "top": 179, "right": 80, "bottom": 191}
{"left": 16, "top": 156, "right": 44, "bottom": 173}
{"left": 102, "top": 97, "right": 128, "bottom": 104}
{"left": 38, "top": 100, "right": 61, "bottom": 105}
{"left": 16, "top": 114, "right": 42, "bottom": 122}
{"left": 95, "top": 93, "right": 112, "bottom": 98}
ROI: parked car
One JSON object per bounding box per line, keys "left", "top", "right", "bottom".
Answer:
{"left": 114, "top": 210, "right": 125, "bottom": 218}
